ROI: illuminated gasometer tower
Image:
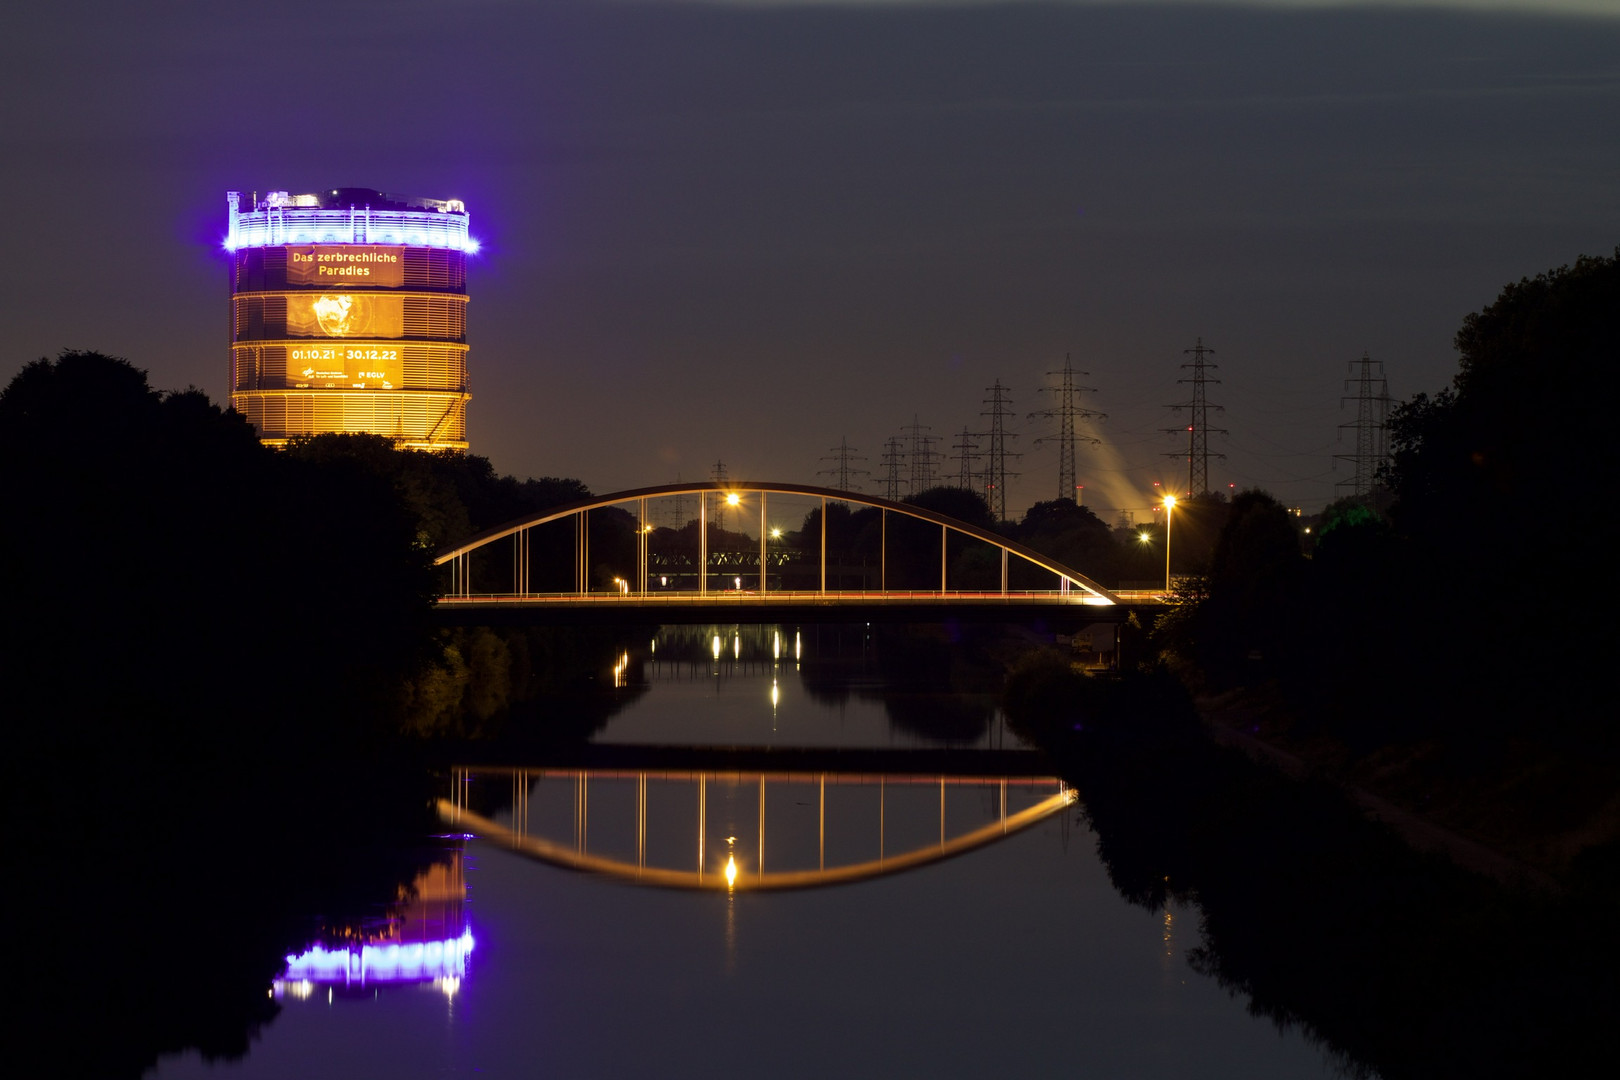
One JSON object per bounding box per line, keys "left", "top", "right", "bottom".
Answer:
{"left": 225, "top": 188, "right": 476, "bottom": 450}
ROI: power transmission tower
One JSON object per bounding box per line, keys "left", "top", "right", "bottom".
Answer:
{"left": 1029, "top": 354, "right": 1105, "bottom": 503}
{"left": 952, "top": 427, "right": 981, "bottom": 490}
{"left": 710, "top": 459, "right": 730, "bottom": 531}
{"left": 1164, "top": 338, "right": 1226, "bottom": 497}
{"left": 665, "top": 473, "right": 692, "bottom": 527}
{"left": 1335, "top": 352, "right": 1391, "bottom": 507}
{"left": 903, "top": 415, "right": 941, "bottom": 494}
{"left": 818, "top": 436, "right": 868, "bottom": 492}
{"left": 879, "top": 436, "right": 908, "bottom": 501}
{"left": 981, "top": 380, "right": 1021, "bottom": 522}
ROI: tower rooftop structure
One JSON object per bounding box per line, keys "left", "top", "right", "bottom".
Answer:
{"left": 227, "top": 189, "right": 475, "bottom": 252}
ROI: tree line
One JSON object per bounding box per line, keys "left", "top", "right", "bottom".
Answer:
{"left": 1152, "top": 250, "right": 1617, "bottom": 758}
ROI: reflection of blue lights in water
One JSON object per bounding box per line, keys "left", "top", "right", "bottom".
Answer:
{"left": 274, "top": 928, "right": 474, "bottom": 992}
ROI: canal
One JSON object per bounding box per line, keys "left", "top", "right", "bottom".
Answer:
{"left": 149, "top": 624, "right": 1340, "bottom": 1078}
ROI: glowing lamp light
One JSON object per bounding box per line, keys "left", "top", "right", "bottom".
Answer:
{"left": 726, "top": 492, "right": 741, "bottom": 507}
{"left": 463, "top": 237, "right": 481, "bottom": 254}
{"left": 725, "top": 853, "right": 739, "bottom": 890}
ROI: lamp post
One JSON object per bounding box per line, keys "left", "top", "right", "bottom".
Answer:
{"left": 1162, "top": 494, "right": 1176, "bottom": 594}
{"left": 767, "top": 527, "right": 781, "bottom": 595}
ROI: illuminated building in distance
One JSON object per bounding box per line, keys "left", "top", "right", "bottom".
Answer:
{"left": 226, "top": 188, "right": 477, "bottom": 450}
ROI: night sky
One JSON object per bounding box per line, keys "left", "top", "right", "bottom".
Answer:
{"left": 4, "top": 0, "right": 1617, "bottom": 519}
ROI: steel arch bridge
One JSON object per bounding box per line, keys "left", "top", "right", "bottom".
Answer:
{"left": 433, "top": 481, "right": 1120, "bottom": 620}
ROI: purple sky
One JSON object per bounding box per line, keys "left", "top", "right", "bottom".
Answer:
{"left": 4, "top": 1, "right": 1618, "bottom": 519}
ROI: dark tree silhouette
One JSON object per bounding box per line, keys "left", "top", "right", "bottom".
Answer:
{"left": 2, "top": 353, "right": 442, "bottom": 1078}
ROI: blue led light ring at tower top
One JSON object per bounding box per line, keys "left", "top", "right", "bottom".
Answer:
{"left": 225, "top": 189, "right": 476, "bottom": 253}
{"left": 226, "top": 189, "right": 476, "bottom": 452}
{"left": 227, "top": 207, "right": 474, "bottom": 252}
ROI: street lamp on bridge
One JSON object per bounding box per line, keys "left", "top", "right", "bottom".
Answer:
{"left": 1162, "top": 494, "right": 1176, "bottom": 594}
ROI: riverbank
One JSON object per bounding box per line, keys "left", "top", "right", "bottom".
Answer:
{"left": 1193, "top": 683, "right": 1620, "bottom": 889}
{"left": 1000, "top": 655, "right": 1620, "bottom": 1078}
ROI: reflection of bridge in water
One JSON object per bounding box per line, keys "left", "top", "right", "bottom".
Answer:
{"left": 441, "top": 753, "right": 1075, "bottom": 892}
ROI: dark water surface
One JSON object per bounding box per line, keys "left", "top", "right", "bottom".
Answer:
{"left": 150, "top": 627, "right": 1339, "bottom": 1079}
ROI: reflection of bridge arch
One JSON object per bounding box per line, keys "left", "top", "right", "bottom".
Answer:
{"left": 434, "top": 481, "right": 1118, "bottom": 605}
{"left": 439, "top": 767, "right": 1076, "bottom": 892}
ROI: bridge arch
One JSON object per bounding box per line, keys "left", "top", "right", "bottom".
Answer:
{"left": 434, "top": 481, "right": 1119, "bottom": 604}
{"left": 439, "top": 768, "right": 1077, "bottom": 892}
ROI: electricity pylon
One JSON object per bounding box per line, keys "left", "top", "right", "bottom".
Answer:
{"left": 952, "top": 427, "right": 981, "bottom": 491}
{"left": 981, "top": 380, "right": 1021, "bottom": 522}
{"left": 879, "top": 436, "right": 908, "bottom": 501}
{"left": 1029, "top": 353, "right": 1105, "bottom": 503}
{"left": 1335, "top": 352, "right": 1391, "bottom": 507}
{"left": 818, "top": 437, "right": 868, "bottom": 492}
{"left": 1164, "top": 338, "right": 1226, "bottom": 497}
{"left": 903, "top": 415, "right": 941, "bottom": 493}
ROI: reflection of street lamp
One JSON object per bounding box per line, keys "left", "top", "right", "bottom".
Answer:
{"left": 1162, "top": 495, "right": 1176, "bottom": 593}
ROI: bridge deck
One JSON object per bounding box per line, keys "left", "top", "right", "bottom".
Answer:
{"left": 434, "top": 590, "right": 1149, "bottom": 625}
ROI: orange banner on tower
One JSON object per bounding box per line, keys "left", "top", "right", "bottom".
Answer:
{"left": 283, "top": 343, "right": 404, "bottom": 389}
{"left": 285, "top": 245, "right": 405, "bottom": 287}
{"left": 285, "top": 293, "right": 404, "bottom": 339}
